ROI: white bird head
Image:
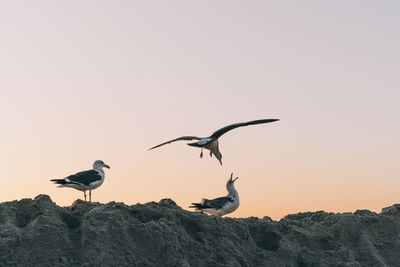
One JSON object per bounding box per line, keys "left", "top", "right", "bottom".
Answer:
{"left": 226, "top": 173, "right": 238, "bottom": 190}
{"left": 93, "top": 160, "right": 110, "bottom": 170}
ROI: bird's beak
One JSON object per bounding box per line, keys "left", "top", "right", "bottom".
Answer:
{"left": 104, "top": 164, "right": 110, "bottom": 169}
{"left": 233, "top": 177, "right": 239, "bottom": 182}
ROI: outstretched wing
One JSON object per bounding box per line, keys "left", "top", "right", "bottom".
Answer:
{"left": 203, "top": 196, "right": 234, "bottom": 210}
{"left": 65, "top": 170, "right": 102, "bottom": 186}
{"left": 210, "top": 119, "right": 279, "bottom": 139}
{"left": 148, "top": 136, "right": 202, "bottom": 150}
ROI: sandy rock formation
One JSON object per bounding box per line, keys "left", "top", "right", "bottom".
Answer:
{"left": 1, "top": 195, "right": 400, "bottom": 266}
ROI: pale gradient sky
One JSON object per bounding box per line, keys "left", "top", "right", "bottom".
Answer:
{"left": 1, "top": 1, "right": 399, "bottom": 220}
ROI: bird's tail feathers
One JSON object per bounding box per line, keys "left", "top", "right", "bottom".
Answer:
{"left": 50, "top": 179, "right": 66, "bottom": 185}
{"left": 190, "top": 199, "right": 211, "bottom": 210}
{"left": 187, "top": 142, "right": 202, "bottom": 147}
{"left": 189, "top": 203, "right": 204, "bottom": 209}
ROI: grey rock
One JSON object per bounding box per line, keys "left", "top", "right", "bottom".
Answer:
{"left": 1, "top": 195, "right": 400, "bottom": 266}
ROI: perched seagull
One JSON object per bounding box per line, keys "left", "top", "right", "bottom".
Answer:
{"left": 149, "top": 118, "right": 279, "bottom": 165}
{"left": 50, "top": 160, "right": 110, "bottom": 202}
{"left": 190, "top": 173, "right": 239, "bottom": 217}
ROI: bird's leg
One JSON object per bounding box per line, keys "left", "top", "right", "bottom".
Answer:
{"left": 209, "top": 150, "right": 212, "bottom": 157}
{"left": 200, "top": 148, "right": 203, "bottom": 158}
{"left": 89, "top": 190, "right": 92, "bottom": 202}
{"left": 84, "top": 191, "right": 87, "bottom": 202}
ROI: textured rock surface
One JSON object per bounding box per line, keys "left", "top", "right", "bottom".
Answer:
{"left": 1, "top": 195, "right": 400, "bottom": 266}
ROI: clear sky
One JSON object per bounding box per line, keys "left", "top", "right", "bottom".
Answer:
{"left": 1, "top": 1, "right": 399, "bottom": 220}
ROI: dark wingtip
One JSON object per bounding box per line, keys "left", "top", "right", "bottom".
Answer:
{"left": 148, "top": 145, "right": 159, "bottom": 151}
{"left": 50, "top": 179, "right": 64, "bottom": 185}
{"left": 258, "top": 118, "right": 279, "bottom": 124}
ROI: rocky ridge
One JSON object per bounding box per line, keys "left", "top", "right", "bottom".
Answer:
{"left": 1, "top": 195, "right": 400, "bottom": 266}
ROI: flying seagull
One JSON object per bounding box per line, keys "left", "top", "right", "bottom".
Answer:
{"left": 50, "top": 160, "right": 110, "bottom": 202}
{"left": 149, "top": 118, "right": 279, "bottom": 165}
{"left": 190, "top": 173, "right": 239, "bottom": 216}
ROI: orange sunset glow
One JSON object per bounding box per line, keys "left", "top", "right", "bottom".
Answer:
{"left": 1, "top": 1, "right": 399, "bottom": 220}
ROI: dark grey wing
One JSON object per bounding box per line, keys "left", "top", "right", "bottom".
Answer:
{"left": 65, "top": 170, "right": 101, "bottom": 186}
{"left": 210, "top": 119, "right": 279, "bottom": 139}
{"left": 203, "top": 196, "right": 234, "bottom": 209}
{"left": 148, "top": 136, "right": 202, "bottom": 150}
